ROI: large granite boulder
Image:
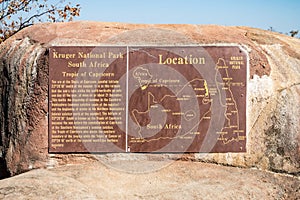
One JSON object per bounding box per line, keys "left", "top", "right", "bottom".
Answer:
{"left": 0, "top": 22, "right": 299, "bottom": 177}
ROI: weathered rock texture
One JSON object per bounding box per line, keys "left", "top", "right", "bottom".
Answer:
{"left": 0, "top": 161, "right": 299, "bottom": 199}
{"left": 0, "top": 21, "right": 299, "bottom": 177}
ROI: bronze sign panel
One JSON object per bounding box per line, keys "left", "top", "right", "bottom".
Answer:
{"left": 49, "top": 46, "right": 247, "bottom": 153}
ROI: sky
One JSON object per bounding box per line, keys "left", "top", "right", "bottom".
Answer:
{"left": 74, "top": 0, "right": 299, "bottom": 35}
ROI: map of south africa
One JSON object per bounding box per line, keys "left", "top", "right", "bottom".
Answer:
{"left": 132, "top": 67, "right": 211, "bottom": 142}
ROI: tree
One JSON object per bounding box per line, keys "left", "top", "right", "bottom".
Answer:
{"left": 0, "top": 0, "right": 80, "bottom": 43}
{"left": 268, "top": 26, "right": 274, "bottom": 32}
{"left": 289, "top": 30, "right": 299, "bottom": 37}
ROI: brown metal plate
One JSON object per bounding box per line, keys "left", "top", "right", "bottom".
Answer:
{"left": 49, "top": 46, "right": 247, "bottom": 153}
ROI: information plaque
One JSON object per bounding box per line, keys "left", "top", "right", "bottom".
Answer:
{"left": 49, "top": 46, "right": 247, "bottom": 153}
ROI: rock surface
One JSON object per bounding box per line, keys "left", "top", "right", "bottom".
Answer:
{"left": 0, "top": 161, "right": 299, "bottom": 199}
{"left": 0, "top": 21, "right": 299, "bottom": 178}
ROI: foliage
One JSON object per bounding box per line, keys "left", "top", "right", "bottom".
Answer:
{"left": 268, "top": 26, "right": 299, "bottom": 38}
{"left": 289, "top": 30, "right": 299, "bottom": 38}
{"left": 0, "top": 0, "right": 80, "bottom": 43}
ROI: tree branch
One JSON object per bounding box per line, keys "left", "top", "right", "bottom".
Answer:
{"left": 0, "top": 0, "right": 34, "bottom": 20}
{"left": 1, "top": 0, "right": 80, "bottom": 43}
{"left": 17, "top": 8, "right": 55, "bottom": 31}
